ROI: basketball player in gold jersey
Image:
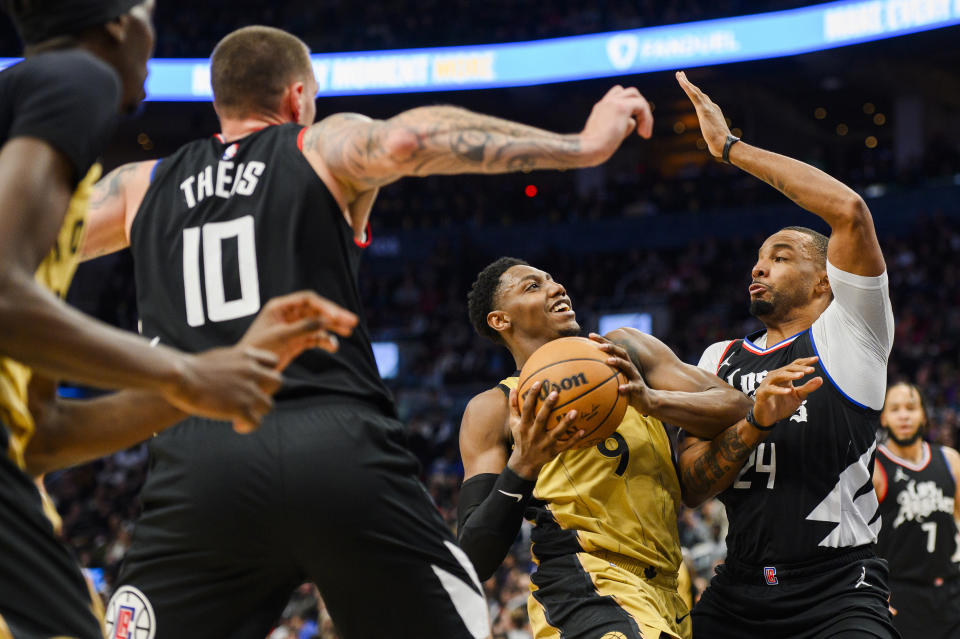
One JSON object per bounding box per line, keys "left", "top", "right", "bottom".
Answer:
{"left": 459, "top": 257, "right": 814, "bottom": 639}
{"left": 0, "top": 3, "right": 355, "bottom": 637}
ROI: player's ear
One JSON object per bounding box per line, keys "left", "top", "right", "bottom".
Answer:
{"left": 487, "top": 310, "right": 510, "bottom": 336}
{"left": 286, "top": 81, "right": 305, "bottom": 123}
{"left": 102, "top": 14, "right": 130, "bottom": 44}
{"left": 816, "top": 272, "right": 831, "bottom": 297}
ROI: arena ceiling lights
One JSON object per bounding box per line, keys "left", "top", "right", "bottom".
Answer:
{"left": 3, "top": 0, "right": 958, "bottom": 99}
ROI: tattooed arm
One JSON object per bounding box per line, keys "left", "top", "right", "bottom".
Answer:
{"left": 80, "top": 160, "right": 155, "bottom": 261}
{"left": 678, "top": 357, "right": 823, "bottom": 507}
{"left": 300, "top": 86, "right": 652, "bottom": 218}
{"left": 676, "top": 71, "right": 884, "bottom": 277}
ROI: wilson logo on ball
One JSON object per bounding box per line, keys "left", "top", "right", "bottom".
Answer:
{"left": 522, "top": 373, "right": 589, "bottom": 401}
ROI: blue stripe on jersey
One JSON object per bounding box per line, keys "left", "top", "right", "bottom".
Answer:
{"left": 149, "top": 159, "right": 161, "bottom": 183}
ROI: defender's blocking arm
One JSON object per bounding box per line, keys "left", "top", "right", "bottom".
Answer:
{"left": 304, "top": 85, "right": 653, "bottom": 196}
{"left": 678, "top": 358, "right": 822, "bottom": 507}
{"left": 590, "top": 329, "right": 753, "bottom": 439}
{"left": 80, "top": 159, "right": 155, "bottom": 260}
{"left": 677, "top": 71, "right": 884, "bottom": 277}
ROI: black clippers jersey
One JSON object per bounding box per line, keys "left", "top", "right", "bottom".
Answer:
{"left": 714, "top": 329, "right": 882, "bottom": 566}
{"left": 130, "top": 124, "right": 394, "bottom": 413}
{"left": 875, "top": 442, "right": 960, "bottom": 584}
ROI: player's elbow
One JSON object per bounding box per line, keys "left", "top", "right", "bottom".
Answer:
{"left": 837, "top": 193, "right": 872, "bottom": 228}
{"left": 382, "top": 127, "right": 421, "bottom": 165}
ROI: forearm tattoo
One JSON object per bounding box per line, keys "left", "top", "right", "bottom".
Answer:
{"left": 305, "top": 107, "right": 583, "bottom": 188}
{"left": 681, "top": 425, "right": 755, "bottom": 497}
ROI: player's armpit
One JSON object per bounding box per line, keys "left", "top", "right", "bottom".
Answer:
{"left": 80, "top": 160, "right": 155, "bottom": 261}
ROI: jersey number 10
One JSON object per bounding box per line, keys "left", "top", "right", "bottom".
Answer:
{"left": 182, "top": 215, "right": 261, "bottom": 327}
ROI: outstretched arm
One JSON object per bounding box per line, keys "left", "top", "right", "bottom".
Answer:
{"left": 678, "top": 357, "right": 822, "bottom": 507}
{"left": 677, "top": 71, "right": 884, "bottom": 277}
{"left": 303, "top": 86, "right": 652, "bottom": 200}
{"left": 591, "top": 329, "right": 753, "bottom": 439}
{"left": 80, "top": 160, "right": 155, "bottom": 261}
{"left": 24, "top": 290, "right": 358, "bottom": 474}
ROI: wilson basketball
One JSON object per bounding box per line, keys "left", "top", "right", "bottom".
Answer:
{"left": 517, "top": 337, "right": 628, "bottom": 449}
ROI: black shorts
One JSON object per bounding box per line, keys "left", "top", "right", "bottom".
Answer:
{"left": 888, "top": 577, "right": 960, "bottom": 639}
{"left": 108, "top": 398, "right": 488, "bottom": 639}
{"left": 692, "top": 549, "right": 900, "bottom": 639}
{"left": 0, "top": 430, "right": 103, "bottom": 639}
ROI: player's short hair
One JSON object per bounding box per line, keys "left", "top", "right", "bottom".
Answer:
{"left": 2, "top": 0, "right": 139, "bottom": 46}
{"left": 468, "top": 257, "right": 529, "bottom": 344}
{"left": 211, "top": 26, "right": 314, "bottom": 118}
{"left": 781, "top": 226, "right": 828, "bottom": 268}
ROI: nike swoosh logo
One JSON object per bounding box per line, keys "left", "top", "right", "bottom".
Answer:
{"left": 498, "top": 490, "right": 523, "bottom": 502}
{"left": 675, "top": 612, "right": 690, "bottom": 624}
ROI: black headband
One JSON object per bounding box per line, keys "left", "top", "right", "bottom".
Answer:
{"left": 3, "top": 0, "right": 141, "bottom": 45}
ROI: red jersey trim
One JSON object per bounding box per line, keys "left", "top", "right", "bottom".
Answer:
{"left": 875, "top": 461, "right": 888, "bottom": 503}
{"left": 741, "top": 334, "right": 800, "bottom": 356}
{"left": 214, "top": 133, "right": 226, "bottom": 143}
{"left": 716, "top": 340, "right": 737, "bottom": 375}
{"left": 297, "top": 126, "right": 307, "bottom": 152}
{"left": 354, "top": 222, "right": 372, "bottom": 248}
{"left": 879, "top": 441, "right": 931, "bottom": 472}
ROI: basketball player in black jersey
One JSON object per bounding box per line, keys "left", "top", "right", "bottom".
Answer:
{"left": 674, "top": 71, "right": 898, "bottom": 638}
{"left": 873, "top": 382, "right": 960, "bottom": 639}
{"left": 0, "top": 5, "right": 357, "bottom": 638}
{"left": 458, "top": 258, "right": 819, "bottom": 639}
{"left": 78, "top": 25, "right": 654, "bottom": 639}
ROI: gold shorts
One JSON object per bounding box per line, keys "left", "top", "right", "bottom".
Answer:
{"left": 528, "top": 551, "right": 691, "bottom": 639}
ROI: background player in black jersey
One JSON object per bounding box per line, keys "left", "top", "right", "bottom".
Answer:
{"left": 457, "top": 257, "right": 818, "bottom": 639}
{"left": 872, "top": 382, "right": 960, "bottom": 639}
{"left": 78, "top": 25, "right": 654, "bottom": 639}
{"left": 0, "top": 4, "right": 357, "bottom": 639}
{"left": 674, "top": 71, "right": 898, "bottom": 638}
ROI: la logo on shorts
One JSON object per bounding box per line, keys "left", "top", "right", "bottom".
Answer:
{"left": 105, "top": 585, "right": 156, "bottom": 639}
{"left": 764, "top": 566, "right": 778, "bottom": 585}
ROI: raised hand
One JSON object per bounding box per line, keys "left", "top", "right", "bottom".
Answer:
{"left": 589, "top": 333, "right": 656, "bottom": 416}
{"left": 239, "top": 290, "right": 358, "bottom": 370}
{"left": 676, "top": 71, "right": 731, "bottom": 159}
{"left": 580, "top": 85, "right": 654, "bottom": 165}
{"left": 506, "top": 382, "right": 585, "bottom": 480}
{"left": 752, "top": 357, "right": 823, "bottom": 428}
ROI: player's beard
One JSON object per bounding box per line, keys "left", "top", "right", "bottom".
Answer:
{"left": 559, "top": 325, "right": 581, "bottom": 337}
{"left": 749, "top": 299, "right": 776, "bottom": 318}
{"left": 885, "top": 427, "right": 923, "bottom": 447}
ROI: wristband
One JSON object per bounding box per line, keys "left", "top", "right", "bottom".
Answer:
{"left": 745, "top": 406, "right": 775, "bottom": 431}
{"left": 498, "top": 465, "right": 537, "bottom": 498}
{"left": 721, "top": 134, "right": 740, "bottom": 164}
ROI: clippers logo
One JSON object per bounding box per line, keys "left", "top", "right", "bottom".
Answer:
{"left": 764, "top": 566, "right": 778, "bottom": 585}
{"left": 106, "top": 585, "right": 156, "bottom": 639}
{"left": 222, "top": 143, "right": 239, "bottom": 161}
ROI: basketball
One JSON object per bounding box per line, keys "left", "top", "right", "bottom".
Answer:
{"left": 517, "top": 337, "right": 628, "bottom": 449}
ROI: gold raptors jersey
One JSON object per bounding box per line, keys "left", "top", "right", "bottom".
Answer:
{"left": 500, "top": 375, "right": 684, "bottom": 578}
{"left": 0, "top": 164, "right": 96, "bottom": 470}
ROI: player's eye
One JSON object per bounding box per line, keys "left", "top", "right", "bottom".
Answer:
{"left": 773, "top": 256, "right": 787, "bottom": 262}
{"left": 526, "top": 282, "right": 539, "bottom": 291}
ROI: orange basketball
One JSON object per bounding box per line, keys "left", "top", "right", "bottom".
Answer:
{"left": 517, "top": 336, "right": 628, "bottom": 449}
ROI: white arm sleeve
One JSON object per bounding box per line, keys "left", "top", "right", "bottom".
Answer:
{"left": 810, "top": 260, "right": 894, "bottom": 410}
{"left": 698, "top": 340, "right": 734, "bottom": 375}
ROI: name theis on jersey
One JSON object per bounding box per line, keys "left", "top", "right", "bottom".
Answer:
{"left": 179, "top": 160, "right": 266, "bottom": 208}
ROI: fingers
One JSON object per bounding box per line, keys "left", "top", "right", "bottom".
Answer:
{"left": 233, "top": 389, "right": 274, "bottom": 434}
{"left": 789, "top": 356, "right": 819, "bottom": 367}
{"left": 509, "top": 387, "right": 520, "bottom": 417}
{"left": 795, "top": 376, "right": 823, "bottom": 399}
{"left": 532, "top": 388, "right": 560, "bottom": 429}
{"left": 245, "top": 347, "right": 280, "bottom": 370}
{"left": 266, "top": 290, "right": 358, "bottom": 337}
{"left": 676, "top": 70, "right": 699, "bottom": 102}
{"left": 520, "top": 381, "right": 542, "bottom": 421}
